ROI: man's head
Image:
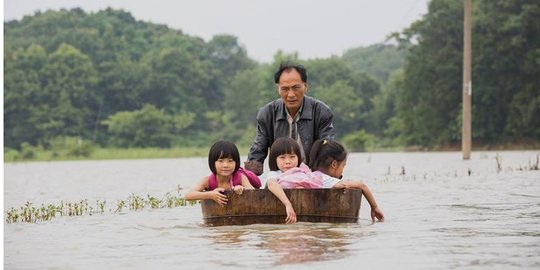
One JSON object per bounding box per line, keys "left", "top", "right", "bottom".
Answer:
{"left": 274, "top": 62, "right": 308, "bottom": 117}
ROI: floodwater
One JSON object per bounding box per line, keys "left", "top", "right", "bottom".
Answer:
{"left": 4, "top": 151, "right": 540, "bottom": 269}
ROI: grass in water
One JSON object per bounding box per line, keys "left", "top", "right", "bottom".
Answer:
{"left": 5, "top": 185, "right": 198, "bottom": 223}
{"left": 495, "top": 152, "right": 539, "bottom": 173}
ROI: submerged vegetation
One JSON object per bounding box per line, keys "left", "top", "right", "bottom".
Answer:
{"left": 5, "top": 185, "right": 197, "bottom": 224}
{"left": 513, "top": 153, "right": 539, "bottom": 172}
{"left": 494, "top": 152, "right": 539, "bottom": 173}
{"left": 7, "top": 152, "right": 538, "bottom": 224}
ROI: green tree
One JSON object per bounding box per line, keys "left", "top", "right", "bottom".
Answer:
{"left": 342, "top": 43, "right": 405, "bottom": 86}
{"left": 96, "top": 57, "right": 150, "bottom": 116}
{"left": 391, "top": 0, "right": 463, "bottom": 147}
{"left": 103, "top": 104, "right": 194, "bottom": 148}
{"left": 314, "top": 81, "right": 363, "bottom": 136}
{"left": 4, "top": 44, "right": 47, "bottom": 148}
{"left": 473, "top": 0, "right": 540, "bottom": 141}
{"left": 224, "top": 68, "right": 267, "bottom": 127}
{"left": 391, "top": 0, "right": 540, "bottom": 147}
{"left": 370, "top": 69, "right": 404, "bottom": 138}
{"left": 307, "top": 57, "right": 381, "bottom": 136}
{"left": 207, "top": 34, "right": 256, "bottom": 84}
{"left": 143, "top": 47, "right": 212, "bottom": 116}
{"left": 34, "top": 43, "right": 99, "bottom": 144}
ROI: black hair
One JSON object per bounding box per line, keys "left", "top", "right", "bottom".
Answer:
{"left": 268, "top": 137, "right": 303, "bottom": 171}
{"left": 274, "top": 61, "right": 307, "bottom": 84}
{"left": 208, "top": 140, "right": 241, "bottom": 175}
{"left": 308, "top": 139, "right": 347, "bottom": 171}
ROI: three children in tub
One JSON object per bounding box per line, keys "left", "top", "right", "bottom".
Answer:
{"left": 185, "top": 138, "right": 384, "bottom": 223}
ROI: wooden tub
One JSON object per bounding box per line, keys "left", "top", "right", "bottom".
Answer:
{"left": 200, "top": 189, "right": 363, "bottom": 226}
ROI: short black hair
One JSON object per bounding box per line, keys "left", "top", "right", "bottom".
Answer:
{"left": 268, "top": 137, "right": 303, "bottom": 171}
{"left": 274, "top": 61, "right": 307, "bottom": 84}
{"left": 208, "top": 140, "right": 241, "bottom": 174}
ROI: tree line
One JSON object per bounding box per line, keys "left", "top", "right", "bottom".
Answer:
{"left": 4, "top": 0, "right": 539, "bottom": 154}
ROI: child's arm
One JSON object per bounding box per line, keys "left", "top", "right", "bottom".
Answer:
{"left": 240, "top": 174, "right": 255, "bottom": 189}
{"left": 267, "top": 179, "right": 297, "bottom": 224}
{"left": 343, "top": 181, "right": 384, "bottom": 222}
{"left": 232, "top": 174, "right": 255, "bottom": 195}
{"left": 185, "top": 176, "right": 229, "bottom": 205}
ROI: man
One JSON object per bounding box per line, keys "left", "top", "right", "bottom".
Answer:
{"left": 245, "top": 61, "right": 335, "bottom": 175}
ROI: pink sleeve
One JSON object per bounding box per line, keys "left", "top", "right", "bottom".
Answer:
{"left": 277, "top": 164, "right": 323, "bottom": 188}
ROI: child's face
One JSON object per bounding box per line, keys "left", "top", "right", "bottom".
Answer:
{"left": 215, "top": 156, "right": 236, "bottom": 177}
{"left": 329, "top": 159, "right": 347, "bottom": 179}
{"left": 276, "top": 153, "right": 299, "bottom": 172}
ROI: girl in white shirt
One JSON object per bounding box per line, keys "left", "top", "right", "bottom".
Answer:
{"left": 309, "top": 139, "right": 384, "bottom": 222}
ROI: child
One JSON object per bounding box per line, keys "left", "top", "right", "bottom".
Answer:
{"left": 185, "top": 140, "right": 252, "bottom": 205}
{"left": 267, "top": 137, "right": 324, "bottom": 189}
{"left": 186, "top": 140, "right": 296, "bottom": 224}
{"left": 309, "top": 139, "right": 384, "bottom": 222}
{"left": 267, "top": 137, "right": 384, "bottom": 222}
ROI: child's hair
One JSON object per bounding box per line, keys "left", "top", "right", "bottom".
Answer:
{"left": 308, "top": 139, "right": 347, "bottom": 171}
{"left": 208, "top": 140, "right": 241, "bottom": 175}
{"left": 268, "top": 137, "right": 303, "bottom": 171}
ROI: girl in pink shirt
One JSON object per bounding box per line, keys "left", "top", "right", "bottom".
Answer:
{"left": 186, "top": 140, "right": 296, "bottom": 224}
{"left": 186, "top": 140, "right": 254, "bottom": 205}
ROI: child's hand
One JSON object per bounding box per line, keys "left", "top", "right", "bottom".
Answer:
{"left": 233, "top": 185, "right": 245, "bottom": 195}
{"left": 371, "top": 207, "right": 385, "bottom": 222}
{"left": 284, "top": 204, "right": 297, "bottom": 224}
{"left": 333, "top": 182, "right": 347, "bottom": 189}
{"left": 211, "top": 188, "right": 228, "bottom": 205}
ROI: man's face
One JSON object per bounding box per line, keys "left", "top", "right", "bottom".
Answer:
{"left": 277, "top": 69, "right": 307, "bottom": 116}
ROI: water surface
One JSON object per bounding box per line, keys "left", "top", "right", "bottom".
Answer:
{"left": 4, "top": 151, "right": 540, "bottom": 269}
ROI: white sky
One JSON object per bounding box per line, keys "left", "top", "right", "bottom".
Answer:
{"left": 4, "top": 0, "right": 430, "bottom": 62}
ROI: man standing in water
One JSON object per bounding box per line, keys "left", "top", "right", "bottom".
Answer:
{"left": 245, "top": 61, "right": 335, "bottom": 175}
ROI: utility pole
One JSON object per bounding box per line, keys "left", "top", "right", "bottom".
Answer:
{"left": 462, "top": 0, "right": 472, "bottom": 160}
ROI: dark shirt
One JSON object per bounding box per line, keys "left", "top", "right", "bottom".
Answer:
{"left": 247, "top": 96, "right": 335, "bottom": 166}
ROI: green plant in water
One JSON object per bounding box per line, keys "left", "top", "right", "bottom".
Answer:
{"left": 516, "top": 153, "right": 540, "bottom": 171}
{"left": 147, "top": 195, "right": 160, "bottom": 209}
{"left": 128, "top": 194, "right": 140, "bottom": 210}
{"left": 5, "top": 186, "right": 197, "bottom": 223}
{"left": 532, "top": 153, "right": 539, "bottom": 170}
{"left": 495, "top": 153, "right": 502, "bottom": 173}
{"left": 115, "top": 200, "right": 126, "bottom": 213}
{"left": 97, "top": 200, "right": 106, "bottom": 213}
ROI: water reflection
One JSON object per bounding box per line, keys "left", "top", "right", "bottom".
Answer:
{"left": 260, "top": 226, "right": 352, "bottom": 265}
{"left": 207, "top": 223, "right": 364, "bottom": 266}
{"left": 210, "top": 227, "right": 247, "bottom": 245}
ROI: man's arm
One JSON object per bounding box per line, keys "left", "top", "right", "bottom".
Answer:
{"left": 246, "top": 106, "right": 272, "bottom": 175}
{"left": 316, "top": 104, "right": 335, "bottom": 140}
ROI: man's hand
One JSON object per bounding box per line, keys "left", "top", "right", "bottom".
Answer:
{"left": 244, "top": 160, "right": 263, "bottom": 176}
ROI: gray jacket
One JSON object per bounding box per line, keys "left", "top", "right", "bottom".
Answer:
{"left": 247, "top": 96, "right": 335, "bottom": 166}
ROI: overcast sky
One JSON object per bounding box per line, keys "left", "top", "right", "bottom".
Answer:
{"left": 4, "top": 0, "right": 430, "bottom": 63}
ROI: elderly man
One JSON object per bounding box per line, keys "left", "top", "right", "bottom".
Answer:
{"left": 245, "top": 61, "right": 335, "bottom": 175}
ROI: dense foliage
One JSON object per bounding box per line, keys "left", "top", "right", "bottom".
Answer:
{"left": 390, "top": 0, "right": 540, "bottom": 147}
{"left": 4, "top": 1, "right": 539, "bottom": 154}
{"left": 4, "top": 8, "right": 257, "bottom": 149}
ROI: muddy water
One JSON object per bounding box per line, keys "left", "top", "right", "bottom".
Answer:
{"left": 4, "top": 151, "right": 540, "bottom": 269}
